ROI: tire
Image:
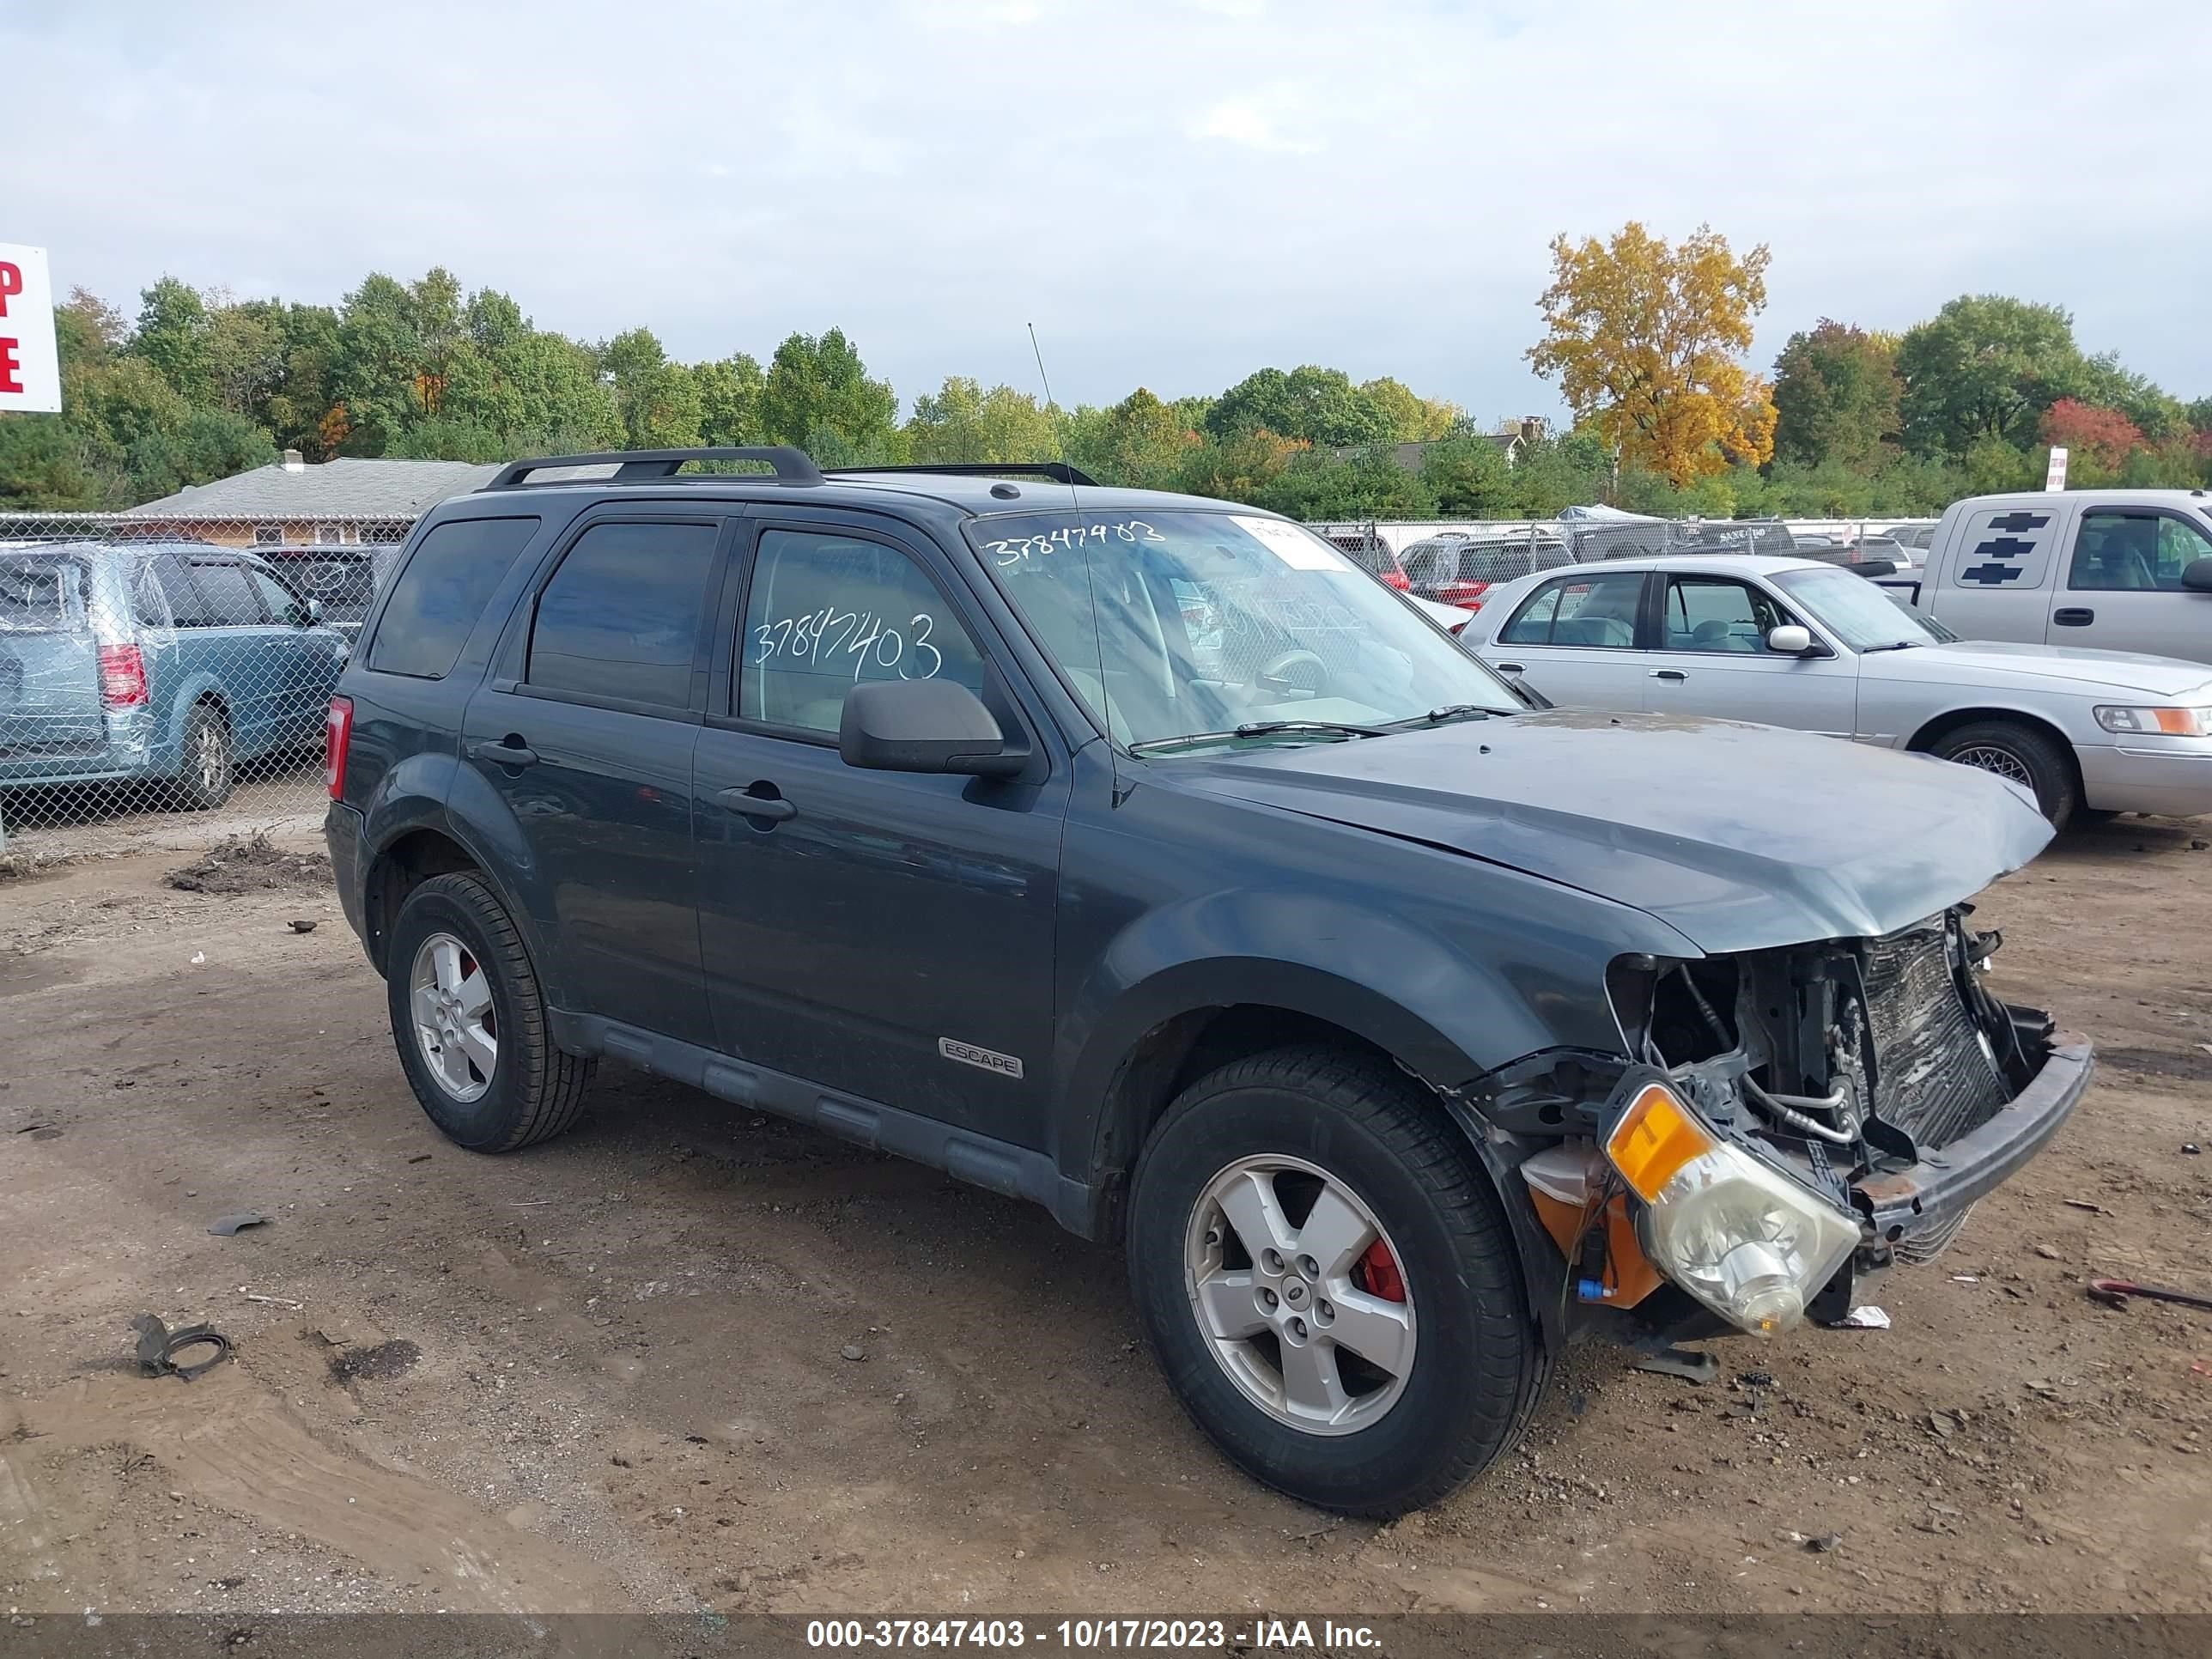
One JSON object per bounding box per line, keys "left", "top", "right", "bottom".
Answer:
{"left": 1929, "top": 720, "right": 2077, "bottom": 830}
{"left": 385, "top": 872, "right": 594, "bottom": 1152}
{"left": 1127, "top": 1045, "right": 1540, "bottom": 1516}
{"left": 173, "top": 702, "right": 234, "bottom": 811}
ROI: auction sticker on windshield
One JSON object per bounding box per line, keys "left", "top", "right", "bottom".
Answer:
{"left": 1230, "top": 515, "right": 1348, "bottom": 571}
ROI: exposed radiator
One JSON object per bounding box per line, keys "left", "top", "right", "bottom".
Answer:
{"left": 1863, "top": 921, "right": 2008, "bottom": 1153}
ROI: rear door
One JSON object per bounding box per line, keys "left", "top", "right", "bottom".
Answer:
{"left": 179, "top": 556, "right": 287, "bottom": 753}
{"left": 1642, "top": 572, "right": 1860, "bottom": 735}
{"left": 1478, "top": 568, "right": 1653, "bottom": 710}
{"left": 459, "top": 512, "right": 732, "bottom": 1047}
{"left": 2053, "top": 505, "right": 2212, "bottom": 665}
{"left": 243, "top": 560, "right": 334, "bottom": 748}
{"left": 0, "top": 550, "right": 103, "bottom": 767}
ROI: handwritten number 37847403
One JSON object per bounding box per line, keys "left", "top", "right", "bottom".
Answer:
{"left": 752, "top": 608, "right": 944, "bottom": 681}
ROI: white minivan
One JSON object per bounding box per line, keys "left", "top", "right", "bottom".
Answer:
{"left": 1879, "top": 489, "right": 2212, "bottom": 664}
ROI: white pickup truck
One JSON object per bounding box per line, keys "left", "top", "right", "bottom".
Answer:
{"left": 1878, "top": 489, "right": 2212, "bottom": 665}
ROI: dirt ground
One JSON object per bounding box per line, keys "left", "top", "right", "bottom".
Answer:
{"left": 1, "top": 816, "right": 2208, "bottom": 1621}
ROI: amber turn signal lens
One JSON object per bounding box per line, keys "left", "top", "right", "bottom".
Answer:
{"left": 1604, "top": 1082, "right": 1717, "bottom": 1203}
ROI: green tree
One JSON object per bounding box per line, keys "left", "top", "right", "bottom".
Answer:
{"left": 1771, "top": 320, "right": 1901, "bottom": 469}
{"left": 1175, "top": 428, "right": 1306, "bottom": 503}
{"left": 759, "top": 329, "right": 897, "bottom": 458}
{"left": 1360, "top": 376, "right": 1462, "bottom": 442}
{"left": 1065, "top": 387, "right": 1194, "bottom": 487}
{"left": 602, "top": 327, "right": 703, "bottom": 449}
{"left": 130, "top": 276, "right": 215, "bottom": 403}
{"left": 125, "top": 405, "right": 276, "bottom": 501}
{"left": 1894, "top": 295, "right": 2091, "bottom": 456}
{"left": 904, "top": 377, "right": 1057, "bottom": 464}
{"left": 695, "top": 353, "right": 766, "bottom": 446}
{"left": 1418, "top": 434, "right": 1514, "bottom": 514}
{"left": 329, "top": 273, "right": 427, "bottom": 453}
{"left": 1206, "top": 366, "right": 1394, "bottom": 447}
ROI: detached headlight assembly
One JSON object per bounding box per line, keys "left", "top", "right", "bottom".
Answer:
{"left": 1603, "top": 1083, "right": 1860, "bottom": 1335}
{"left": 2094, "top": 704, "right": 2211, "bottom": 737}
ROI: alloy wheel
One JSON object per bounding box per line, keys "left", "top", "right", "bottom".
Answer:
{"left": 1182, "top": 1154, "right": 1416, "bottom": 1436}
{"left": 409, "top": 932, "right": 497, "bottom": 1103}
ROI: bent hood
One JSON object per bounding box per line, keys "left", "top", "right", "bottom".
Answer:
{"left": 1166, "top": 710, "right": 2053, "bottom": 955}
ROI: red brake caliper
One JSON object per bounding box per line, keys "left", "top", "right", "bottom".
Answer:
{"left": 1357, "top": 1239, "right": 1407, "bottom": 1303}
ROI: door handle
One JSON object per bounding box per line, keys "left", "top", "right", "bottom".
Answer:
{"left": 1649, "top": 668, "right": 1688, "bottom": 681}
{"left": 1494, "top": 662, "right": 1525, "bottom": 675}
{"left": 718, "top": 787, "right": 796, "bottom": 823}
{"left": 2053, "top": 607, "right": 2094, "bottom": 626}
{"left": 469, "top": 738, "right": 538, "bottom": 767}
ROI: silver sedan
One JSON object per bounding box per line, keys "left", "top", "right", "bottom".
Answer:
{"left": 1455, "top": 553, "right": 2212, "bottom": 827}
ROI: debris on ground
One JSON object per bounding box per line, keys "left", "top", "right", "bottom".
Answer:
{"left": 2063, "top": 1198, "right": 2112, "bottom": 1215}
{"left": 841, "top": 1343, "right": 867, "bottom": 1362}
{"left": 286, "top": 918, "right": 316, "bottom": 933}
{"left": 2087, "top": 1277, "right": 2212, "bottom": 1313}
{"left": 1631, "top": 1346, "right": 1718, "bottom": 1384}
{"left": 327, "top": 1339, "right": 422, "bottom": 1382}
{"left": 166, "top": 832, "right": 331, "bottom": 896}
{"left": 1834, "top": 1305, "right": 1891, "bottom": 1329}
{"left": 208, "top": 1211, "right": 269, "bottom": 1237}
{"left": 131, "top": 1314, "right": 233, "bottom": 1382}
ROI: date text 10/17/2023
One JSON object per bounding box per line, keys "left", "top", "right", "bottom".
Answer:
{"left": 805, "top": 1619, "right": 1382, "bottom": 1650}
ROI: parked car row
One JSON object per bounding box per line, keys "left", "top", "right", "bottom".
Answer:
{"left": 1454, "top": 550, "right": 2212, "bottom": 828}
{"left": 325, "top": 449, "right": 2097, "bottom": 1520}
{"left": 0, "top": 542, "right": 349, "bottom": 807}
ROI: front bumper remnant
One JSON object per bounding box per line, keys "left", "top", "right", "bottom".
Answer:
{"left": 1853, "top": 1030, "right": 2092, "bottom": 1246}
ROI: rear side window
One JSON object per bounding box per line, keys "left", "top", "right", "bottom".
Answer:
{"left": 0, "top": 555, "right": 89, "bottom": 634}
{"left": 367, "top": 517, "right": 541, "bottom": 679}
{"left": 187, "top": 562, "right": 266, "bottom": 626}
{"left": 526, "top": 520, "right": 720, "bottom": 708}
{"left": 1499, "top": 570, "right": 1645, "bottom": 647}
{"left": 152, "top": 555, "right": 213, "bottom": 626}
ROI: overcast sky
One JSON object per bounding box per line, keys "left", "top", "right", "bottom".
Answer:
{"left": 9, "top": 0, "right": 2209, "bottom": 422}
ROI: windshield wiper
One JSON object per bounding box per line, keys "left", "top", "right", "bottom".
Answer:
{"left": 1419, "top": 703, "right": 1499, "bottom": 725}
{"left": 1860, "top": 640, "right": 1924, "bottom": 653}
{"left": 1127, "top": 720, "right": 1388, "bottom": 756}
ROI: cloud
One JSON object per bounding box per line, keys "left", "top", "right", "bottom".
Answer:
{"left": 1188, "top": 89, "right": 1322, "bottom": 154}
{"left": 3, "top": 0, "right": 2206, "bottom": 421}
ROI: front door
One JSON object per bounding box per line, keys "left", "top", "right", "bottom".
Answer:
{"left": 2053, "top": 506, "right": 2212, "bottom": 665}
{"left": 692, "top": 517, "right": 1066, "bottom": 1149}
{"left": 1642, "top": 572, "right": 1861, "bottom": 735}
{"left": 1478, "top": 567, "right": 1654, "bottom": 711}
{"left": 459, "top": 514, "right": 728, "bottom": 1047}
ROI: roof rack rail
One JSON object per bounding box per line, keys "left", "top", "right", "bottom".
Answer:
{"left": 483, "top": 447, "right": 823, "bottom": 489}
{"left": 820, "top": 461, "right": 1101, "bottom": 488}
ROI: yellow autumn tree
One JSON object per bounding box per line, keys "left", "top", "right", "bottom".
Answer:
{"left": 1526, "top": 222, "right": 1778, "bottom": 486}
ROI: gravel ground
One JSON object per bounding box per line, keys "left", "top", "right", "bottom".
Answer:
{"left": 1, "top": 817, "right": 2208, "bottom": 1619}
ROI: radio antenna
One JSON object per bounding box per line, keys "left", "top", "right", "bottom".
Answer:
{"left": 1026, "top": 321, "right": 1079, "bottom": 501}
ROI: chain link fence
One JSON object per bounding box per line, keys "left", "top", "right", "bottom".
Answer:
{"left": 3, "top": 502, "right": 1939, "bottom": 872}
{"left": 0, "top": 514, "right": 408, "bottom": 872}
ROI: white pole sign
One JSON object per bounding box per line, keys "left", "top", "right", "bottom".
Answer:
{"left": 0, "top": 244, "right": 62, "bottom": 413}
{"left": 2044, "top": 445, "right": 2069, "bottom": 492}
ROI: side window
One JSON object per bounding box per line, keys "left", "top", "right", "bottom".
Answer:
{"left": 1499, "top": 571, "right": 1644, "bottom": 648}
{"left": 526, "top": 520, "right": 720, "bottom": 709}
{"left": 2155, "top": 515, "right": 2212, "bottom": 588}
{"left": 246, "top": 567, "right": 299, "bottom": 622}
{"left": 1662, "top": 577, "right": 1786, "bottom": 652}
{"left": 153, "top": 555, "right": 212, "bottom": 627}
{"left": 130, "top": 559, "right": 175, "bottom": 629}
{"left": 738, "top": 530, "right": 986, "bottom": 734}
{"left": 2069, "top": 512, "right": 2162, "bottom": 592}
{"left": 187, "top": 562, "right": 267, "bottom": 626}
{"left": 367, "top": 516, "right": 541, "bottom": 679}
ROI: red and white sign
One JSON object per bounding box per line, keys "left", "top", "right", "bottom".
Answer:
{"left": 0, "top": 244, "right": 62, "bottom": 413}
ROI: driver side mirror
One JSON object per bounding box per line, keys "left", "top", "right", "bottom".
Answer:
{"left": 1765, "top": 624, "right": 1816, "bottom": 655}
{"left": 2183, "top": 557, "right": 2212, "bottom": 594}
{"left": 839, "top": 679, "right": 1024, "bottom": 778}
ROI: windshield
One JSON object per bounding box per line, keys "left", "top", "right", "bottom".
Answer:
{"left": 0, "top": 554, "right": 92, "bottom": 635}
{"left": 969, "top": 509, "right": 1522, "bottom": 749}
{"left": 1771, "top": 566, "right": 1948, "bottom": 651}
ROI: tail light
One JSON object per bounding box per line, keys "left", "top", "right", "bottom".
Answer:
{"left": 325, "top": 696, "right": 354, "bottom": 799}
{"left": 1382, "top": 567, "right": 1411, "bottom": 591}
{"left": 1449, "top": 617, "right": 1470, "bottom": 636}
{"left": 1434, "top": 579, "right": 1492, "bottom": 611}
{"left": 98, "top": 644, "right": 149, "bottom": 707}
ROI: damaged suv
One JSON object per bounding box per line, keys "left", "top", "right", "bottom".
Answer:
{"left": 325, "top": 449, "right": 2091, "bottom": 1516}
